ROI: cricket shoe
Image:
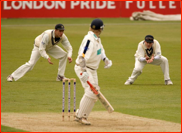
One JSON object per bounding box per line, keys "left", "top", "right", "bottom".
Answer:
{"left": 74, "top": 109, "right": 91, "bottom": 125}
{"left": 74, "top": 117, "right": 91, "bottom": 125}
{"left": 7, "top": 75, "right": 14, "bottom": 82}
{"left": 80, "top": 118, "right": 91, "bottom": 125}
{"left": 124, "top": 80, "right": 133, "bottom": 85}
{"left": 74, "top": 109, "right": 79, "bottom": 122}
{"left": 165, "top": 79, "right": 173, "bottom": 85}
{"left": 56, "top": 75, "right": 69, "bottom": 81}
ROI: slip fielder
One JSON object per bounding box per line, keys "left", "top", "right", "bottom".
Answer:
{"left": 7, "top": 24, "right": 73, "bottom": 82}
{"left": 124, "top": 35, "right": 173, "bottom": 85}
{"left": 74, "top": 19, "right": 112, "bottom": 125}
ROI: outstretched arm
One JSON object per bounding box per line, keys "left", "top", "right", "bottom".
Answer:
{"left": 39, "top": 33, "right": 53, "bottom": 65}
{"left": 61, "top": 34, "right": 73, "bottom": 63}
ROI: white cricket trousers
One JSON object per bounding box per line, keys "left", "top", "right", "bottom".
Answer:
{"left": 128, "top": 56, "right": 171, "bottom": 82}
{"left": 12, "top": 45, "right": 67, "bottom": 81}
{"left": 74, "top": 65, "right": 100, "bottom": 118}
{"left": 74, "top": 65, "right": 100, "bottom": 99}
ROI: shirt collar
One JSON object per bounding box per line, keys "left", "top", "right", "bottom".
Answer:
{"left": 52, "top": 30, "right": 56, "bottom": 38}
{"left": 88, "top": 31, "right": 99, "bottom": 41}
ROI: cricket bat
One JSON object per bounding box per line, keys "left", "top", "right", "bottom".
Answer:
{"left": 86, "top": 80, "right": 114, "bottom": 113}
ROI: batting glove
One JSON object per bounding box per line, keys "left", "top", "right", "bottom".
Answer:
{"left": 80, "top": 71, "right": 89, "bottom": 83}
{"left": 104, "top": 58, "right": 112, "bottom": 69}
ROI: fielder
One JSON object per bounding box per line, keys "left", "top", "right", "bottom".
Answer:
{"left": 74, "top": 19, "right": 112, "bottom": 125}
{"left": 125, "top": 35, "right": 173, "bottom": 85}
{"left": 7, "top": 24, "right": 73, "bottom": 82}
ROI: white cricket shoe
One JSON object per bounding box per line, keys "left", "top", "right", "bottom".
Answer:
{"left": 80, "top": 118, "right": 91, "bottom": 125}
{"left": 165, "top": 80, "right": 173, "bottom": 85}
{"left": 124, "top": 80, "right": 133, "bottom": 85}
{"left": 75, "top": 117, "right": 91, "bottom": 125}
{"left": 56, "top": 75, "right": 69, "bottom": 81}
{"left": 7, "top": 75, "right": 14, "bottom": 82}
{"left": 74, "top": 117, "right": 79, "bottom": 122}
{"left": 74, "top": 109, "right": 79, "bottom": 122}
{"left": 74, "top": 109, "right": 91, "bottom": 125}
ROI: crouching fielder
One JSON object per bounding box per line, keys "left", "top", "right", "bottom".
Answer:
{"left": 124, "top": 35, "right": 173, "bottom": 85}
{"left": 7, "top": 24, "right": 73, "bottom": 82}
{"left": 74, "top": 19, "right": 112, "bottom": 125}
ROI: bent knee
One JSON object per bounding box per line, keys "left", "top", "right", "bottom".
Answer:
{"left": 26, "top": 61, "right": 35, "bottom": 67}
{"left": 162, "top": 57, "right": 168, "bottom": 62}
{"left": 134, "top": 67, "right": 143, "bottom": 72}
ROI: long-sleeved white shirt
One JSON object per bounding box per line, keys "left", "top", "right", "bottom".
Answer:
{"left": 35, "top": 30, "right": 72, "bottom": 59}
{"left": 134, "top": 39, "right": 162, "bottom": 62}
{"left": 76, "top": 31, "right": 106, "bottom": 70}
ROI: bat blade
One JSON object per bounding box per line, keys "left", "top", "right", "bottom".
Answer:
{"left": 97, "top": 91, "right": 114, "bottom": 113}
{"left": 87, "top": 80, "right": 114, "bottom": 113}
{"left": 80, "top": 73, "right": 114, "bottom": 113}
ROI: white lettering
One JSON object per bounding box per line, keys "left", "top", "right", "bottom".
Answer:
{"left": 71, "top": 1, "right": 80, "bottom": 9}
{"left": 4, "top": 1, "right": 11, "bottom": 10}
{"left": 96, "top": 1, "right": 106, "bottom": 9}
{"left": 108, "top": 1, "right": 115, "bottom": 9}
{"left": 159, "top": 1, "right": 165, "bottom": 9}
{"left": 91, "top": 1, "right": 94, "bottom": 9}
{"left": 34, "top": 1, "right": 43, "bottom": 9}
{"left": 22, "top": 1, "right": 32, "bottom": 9}
{"left": 44, "top": 1, "right": 54, "bottom": 9}
{"left": 137, "top": 1, "right": 145, "bottom": 9}
{"left": 169, "top": 1, "right": 176, "bottom": 9}
{"left": 126, "top": 1, "right": 133, "bottom": 9}
{"left": 12, "top": 1, "right": 22, "bottom": 10}
{"left": 81, "top": 1, "right": 90, "bottom": 9}
{"left": 55, "top": 1, "right": 65, "bottom": 9}
{"left": 149, "top": 1, "right": 156, "bottom": 9}
{"left": 4, "top": 1, "right": 177, "bottom": 11}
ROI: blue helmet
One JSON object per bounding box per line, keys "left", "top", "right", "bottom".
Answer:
{"left": 90, "top": 19, "right": 104, "bottom": 30}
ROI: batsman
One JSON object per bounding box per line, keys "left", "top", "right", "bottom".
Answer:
{"left": 74, "top": 19, "right": 112, "bottom": 125}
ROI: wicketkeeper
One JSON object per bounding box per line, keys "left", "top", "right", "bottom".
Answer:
{"left": 7, "top": 24, "right": 73, "bottom": 82}
{"left": 74, "top": 19, "right": 112, "bottom": 125}
{"left": 125, "top": 35, "right": 173, "bottom": 85}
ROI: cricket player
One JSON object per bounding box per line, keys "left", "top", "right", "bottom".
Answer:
{"left": 74, "top": 19, "right": 112, "bottom": 125}
{"left": 124, "top": 35, "right": 173, "bottom": 85}
{"left": 7, "top": 24, "right": 73, "bottom": 82}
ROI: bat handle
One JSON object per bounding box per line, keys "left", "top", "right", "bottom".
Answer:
{"left": 80, "top": 73, "right": 98, "bottom": 95}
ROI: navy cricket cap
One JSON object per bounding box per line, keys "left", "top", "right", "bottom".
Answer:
{"left": 145, "top": 35, "right": 154, "bottom": 43}
{"left": 55, "top": 24, "right": 65, "bottom": 30}
{"left": 91, "top": 19, "right": 104, "bottom": 30}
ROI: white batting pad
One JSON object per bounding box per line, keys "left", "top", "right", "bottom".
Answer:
{"left": 77, "top": 94, "right": 95, "bottom": 118}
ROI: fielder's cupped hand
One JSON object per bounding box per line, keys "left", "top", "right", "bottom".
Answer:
{"left": 80, "top": 71, "right": 89, "bottom": 83}
{"left": 104, "top": 58, "right": 112, "bottom": 69}
{"left": 146, "top": 55, "right": 154, "bottom": 64}
{"left": 68, "top": 57, "right": 72, "bottom": 63}
{"left": 48, "top": 57, "right": 53, "bottom": 64}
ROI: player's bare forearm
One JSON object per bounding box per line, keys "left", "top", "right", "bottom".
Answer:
{"left": 48, "top": 57, "right": 53, "bottom": 65}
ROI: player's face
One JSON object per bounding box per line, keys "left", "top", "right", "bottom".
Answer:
{"left": 55, "top": 29, "right": 64, "bottom": 38}
{"left": 145, "top": 41, "right": 153, "bottom": 49}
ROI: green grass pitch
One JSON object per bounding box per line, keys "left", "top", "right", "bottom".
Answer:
{"left": 1, "top": 18, "right": 181, "bottom": 131}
